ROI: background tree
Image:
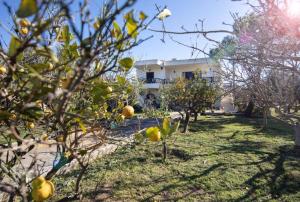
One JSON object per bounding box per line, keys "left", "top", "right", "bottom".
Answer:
{"left": 161, "top": 75, "right": 218, "bottom": 133}
{"left": 150, "top": 0, "right": 300, "bottom": 147}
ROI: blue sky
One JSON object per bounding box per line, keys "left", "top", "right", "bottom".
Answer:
{"left": 131, "top": 0, "right": 251, "bottom": 60}
{"left": 0, "top": 0, "right": 251, "bottom": 60}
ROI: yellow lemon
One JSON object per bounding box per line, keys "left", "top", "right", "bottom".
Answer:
{"left": 27, "top": 122, "right": 35, "bottom": 129}
{"left": 9, "top": 113, "right": 17, "bottom": 121}
{"left": 122, "top": 105, "right": 134, "bottom": 118}
{"left": 32, "top": 176, "right": 46, "bottom": 188}
{"left": 47, "top": 63, "right": 54, "bottom": 70}
{"left": 20, "top": 27, "right": 29, "bottom": 35}
{"left": 41, "top": 134, "right": 48, "bottom": 141}
{"left": 146, "top": 127, "right": 161, "bottom": 142}
{"left": 106, "top": 86, "right": 113, "bottom": 93}
{"left": 93, "top": 21, "right": 100, "bottom": 29}
{"left": 44, "top": 108, "right": 53, "bottom": 116}
{"left": 120, "top": 114, "right": 125, "bottom": 121}
{"left": 32, "top": 176, "right": 54, "bottom": 202}
{"left": 0, "top": 66, "right": 7, "bottom": 74}
{"left": 59, "top": 78, "right": 71, "bottom": 89}
{"left": 35, "top": 100, "right": 43, "bottom": 108}
{"left": 19, "top": 19, "right": 30, "bottom": 27}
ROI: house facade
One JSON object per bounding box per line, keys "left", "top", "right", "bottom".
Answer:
{"left": 135, "top": 58, "right": 226, "bottom": 109}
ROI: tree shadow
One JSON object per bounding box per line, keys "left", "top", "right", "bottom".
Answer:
{"left": 217, "top": 139, "right": 270, "bottom": 155}
{"left": 56, "top": 115, "right": 299, "bottom": 201}
{"left": 190, "top": 115, "right": 294, "bottom": 141}
{"left": 234, "top": 145, "right": 300, "bottom": 201}
{"left": 189, "top": 115, "right": 258, "bottom": 132}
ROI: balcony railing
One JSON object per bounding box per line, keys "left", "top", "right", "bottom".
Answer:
{"left": 139, "top": 77, "right": 215, "bottom": 84}
{"left": 140, "top": 78, "right": 171, "bottom": 84}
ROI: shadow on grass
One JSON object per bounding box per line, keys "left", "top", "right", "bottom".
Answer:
{"left": 67, "top": 144, "right": 300, "bottom": 202}
{"left": 84, "top": 163, "right": 223, "bottom": 201}
{"left": 217, "top": 139, "right": 271, "bottom": 155}
{"left": 189, "top": 115, "right": 263, "bottom": 131}
{"left": 234, "top": 145, "right": 300, "bottom": 201}
{"left": 56, "top": 115, "right": 299, "bottom": 201}
{"left": 190, "top": 115, "right": 294, "bottom": 140}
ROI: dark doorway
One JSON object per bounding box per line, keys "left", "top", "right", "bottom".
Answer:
{"left": 146, "top": 72, "right": 154, "bottom": 83}
{"left": 183, "top": 72, "right": 194, "bottom": 80}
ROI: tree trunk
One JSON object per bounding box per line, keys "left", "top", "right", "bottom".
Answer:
{"left": 295, "top": 105, "right": 299, "bottom": 113}
{"left": 162, "top": 141, "right": 167, "bottom": 161}
{"left": 263, "top": 108, "right": 268, "bottom": 128}
{"left": 287, "top": 105, "right": 291, "bottom": 114}
{"left": 183, "top": 112, "right": 190, "bottom": 133}
{"left": 194, "top": 112, "right": 198, "bottom": 122}
{"left": 294, "top": 123, "right": 300, "bottom": 152}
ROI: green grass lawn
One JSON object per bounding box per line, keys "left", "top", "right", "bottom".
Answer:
{"left": 53, "top": 115, "right": 300, "bottom": 201}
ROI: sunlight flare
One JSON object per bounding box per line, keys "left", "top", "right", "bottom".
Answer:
{"left": 287, "top": 0, "right": 300, "bottom": 18}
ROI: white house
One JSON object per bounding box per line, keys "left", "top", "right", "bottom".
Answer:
{"left": 135, "top": 58, "right": 225, "bottom": 109}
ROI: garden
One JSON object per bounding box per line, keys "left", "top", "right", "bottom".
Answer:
{"left": 0, "top": 0, "right": 300, "bottom": 201}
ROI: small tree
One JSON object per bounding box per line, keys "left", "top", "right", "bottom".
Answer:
{"left": 161, "top": 76, "right": 218, "bottom": 133}
{"left": 135, "top": 117, "right": 180, "bottom": 161}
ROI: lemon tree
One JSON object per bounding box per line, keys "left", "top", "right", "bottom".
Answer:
{"left": 137, "top": 117, "right": 180, "bottom": 161}
{"left": 0, "top": 0, "right": 155, "bottom": 201}
{"left": 161, "top": 76, "right": 219, "bottom": 133}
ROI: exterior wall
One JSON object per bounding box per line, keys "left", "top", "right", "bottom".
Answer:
{"left": 165, "top": 64, "right": 215, "bottom": 80}
{"left": 135, "top": 58, "right": 219, "bottom": 82}
{"left": 136, "top": 66, "right": 166, "bottom": 80}
{"left": 143, "top": 83, "right": 160, "bottom": 89}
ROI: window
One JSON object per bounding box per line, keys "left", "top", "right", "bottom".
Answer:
{"left": 183, "top": 72, "right": 194, "bottom": 80}
{"left": 146, "top": 72, "right": 154, "bottom": 83}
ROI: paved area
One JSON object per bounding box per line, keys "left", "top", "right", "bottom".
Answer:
{"left": 112, "top": 118, "right": 161, "bottom": 137}
{"left": 1, "top": 118, "right": 160, "bottom": 181}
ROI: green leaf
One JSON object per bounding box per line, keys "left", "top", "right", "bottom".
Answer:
{"left": 161, "top": 117, "right": 171, "bottom": 137}
{"left": 75, "top": 118, "right": 87, "bottom": 134}
{"left": 16, "top": 0, "right": 38, "bottom": 18}
{"left": 118, "top": 57, "right": 134, "bottom": 71}
{"left": 112, "top": 21, "right": 122, "bottom": 39}
{"left": 8, "top": 37, "right": 22, "bottom": 57}
{"left": 33, "top": 19, "right": 51, "bottom": 36}
{"left": 134, "top": 132, "right": 145, "bottom": 144}
{"left": 90, "top": 80, "right": 109, "bottom": 103}
{"left": 31, "top": 63, "right": 50, "bottom": 72}
{"left": 0, "top": 110, "right": 11, "bottom": 120}
{"left": 57, "top": 26, "right": 73, "bottom": 44}
{"left": 116, "top": 75, "right": 126, "bottom": 85}
{"left": 125, "top": 12, "right": 138, "bottom": 38}
{"left": 139, "top": 11, "right": 148, "bottom": 20}
{"left": 170, "top": 121, "right": 180, "bottom": 135}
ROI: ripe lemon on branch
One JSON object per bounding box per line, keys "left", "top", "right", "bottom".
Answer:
{"left": 27, "top": 122, "right": 35, "bottom": 129}
{"left": 146, "top": 127, "right": 161, "bottom": 142}
{"left": 19, "top": 18, "right": 30, "bottom": 27}
{"left": 0, "top": 66, "right": 7, "bottom": 74}
{"left": 20, "top": 27, "right": 29, "bottom": 35}
{"left": 122, "top": 105, "right": 134, "bottom": 118}
{"left": 31, "top": 176, "right": 54, "bottom": 202}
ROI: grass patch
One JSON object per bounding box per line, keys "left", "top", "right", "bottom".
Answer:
{"left": 53, "top": 115, "right": 300, "bottom": 201}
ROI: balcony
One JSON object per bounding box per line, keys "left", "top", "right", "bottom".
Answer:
{"left": 139, "top": 78, "right": 170, "bottom": 89}
{"left": 139, "top": 77, "right": 215, "bottom": 89}
{"left": 142, "top": 78, "right": 169, "bottom": 84}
